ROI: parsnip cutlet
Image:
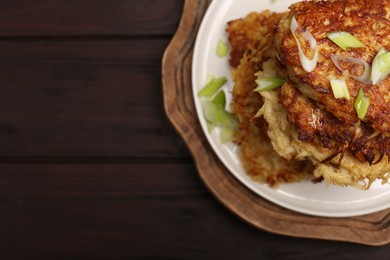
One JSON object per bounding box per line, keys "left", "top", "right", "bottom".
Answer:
{"left": 228, "top": 11, "right": 313, "bottom": 186}
{"left": 227, "top": 0, "right": 390, "bottom": 189}
{"left": 276, "top": 0, "right": 390, "bottom": 133}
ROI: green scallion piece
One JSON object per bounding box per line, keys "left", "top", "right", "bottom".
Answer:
{"left": 354, "top": 88, "right": 370, "bottom": 120}
{"left": 217, "top": 39, "right": 229, "bottom": 57}
{"left": 198, "top": 77, "right": 227, "bottom": 97}
{"left": 327, "top": 32, "right": 365, "bottom": 50}
{"left": 212, "top": 90, "right": 226, "bottom": 108}
{"left": 330, "top": 78, "right": 350, "bottom": 100}
{"left": 206, "top": 122, "right": 215, "bottom": 133}
{"left": 381, "top": 52, "right": 390, "bottom": 64}
{"left": 371, "top": 48, "right": 390, "bottom": 85}
{"left": 254, "top": 77, "right": 285, "bottom": 92}
{"left": 220, "top": 127, "right": 236, "bottom": 144}
{"left": 202, "top": 101, "right": 237, "bottom": 128}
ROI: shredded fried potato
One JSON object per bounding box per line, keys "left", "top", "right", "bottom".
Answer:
{"left": 228, "top": 1, "right": 390, "bottom": 189}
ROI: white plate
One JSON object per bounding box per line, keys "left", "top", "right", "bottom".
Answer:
{"left": 192, "top": 0, "right": 390, "bottom": 217}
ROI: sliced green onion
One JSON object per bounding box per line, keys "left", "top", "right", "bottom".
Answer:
{"left": 202, "top": 101, "right": 237, "bottom": 128}
{"left": 330, "top": 78, "right": 350, "bottom": 100}
{"left": 290, "top": 16, "right": 318, "bottom": 72}
{"left": 220, "top": 127, "right": 236, "bottom": 143}
{"left": 206, "top": 122, "right": 215, "bottom": 133}
{"left": 198, "top": 76, "right": 227, "bottom": 97}
{"left": 331, "top": 54, "right": 371, "bottom": 84}
{"left": 212, "top": 90, "right": 226, "bottom": 107}
{"left": 199, "top": 75, "right": 235, "bottom": 142}
{"left": 327, "top": 32, "right": 365, "bottom": 50}
{"left": 217, "top": 39, "right": 229, "bottom": 57}
{"left": 254, "top": 77, "right": 285, "bottom": 92}
{"left": 381, "top": 52, "right": 390, "bottom": 65}
{"left": 354, "top": 88, "right": 370, "bottom": 120}
{"left": 371, "top": 48, "right": 390, "bottom": 85}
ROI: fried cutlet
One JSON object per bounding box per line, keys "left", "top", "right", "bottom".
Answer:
{"left": 267, "top": 0, "right": 390, "bottom": 188}
{"left": 274, "top": 0, "right": 390, "bottom": 165}
{"left": 276, "top": 0, "right": 390, "bottom": 133}
{"left": 228, "top": 11, "right": 313, "bottom": 186}
{"left": 228, "top": 0, "right": 390, "bottom": 189}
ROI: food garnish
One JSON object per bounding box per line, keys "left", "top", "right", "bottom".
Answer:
{"left": 198, "top": 76, "right": 227, "bottom": 97}
{"left": 354, "top": 88, "right": 370, "bottom": 119}
{"left": 331, "top": 54, "right": 371, "bottom": 84}
{"left": 327, "top": 32, "right": 365, "bottom": 50}
{"left": 198, "top": 76, "right": 237, "bottom": 142}
{"left": 330, "top": 78, "right": 350, "bottom": 100}
{"left": 202, "top": 100, "right": 236, "bottom": 128}
{"left": 212, "top": 90, "right": 226, "bottom": 107}
{"left": 371, "top": 48, "right": 390, "bottom": 85}
{"left": 254, "top": 77, "right": 285, "bottom": 92}
{"left": 217, "top": 39, "right": 229, "bottom": 57}
{"left": 290, "top": 16, "right": 318, "bottom": 72}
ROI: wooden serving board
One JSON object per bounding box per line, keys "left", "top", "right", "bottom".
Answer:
{"left": 162, "top": 0, "right": 390, "bottom": 246}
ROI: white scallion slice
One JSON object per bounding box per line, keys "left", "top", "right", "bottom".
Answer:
{"left": 371, "top": 48, "right": 390, "bottom": 85}
{"left": 290, "top": 16, "right": 318, "bottom": 72}
{"left": 354, "top": 88, "right": 370, "bottom": 120}
{"left": 330, "top": 78, "right": 350, "bottom": 100}
{"left": 327, "top": 32, "right": 365, "bottom": 50}
{"left": 220, "top": 127, "right": 236, "bottom": 144}
{"left": 217, "top": 39, "right": 229, "bottom": 57}
{"left": 202, "top": 101, "right": 237, "bottom": 128}
{"left": 198, "top": 77, "right": 227, "bottom": 97}
{"left": 254, "top": 77, "right": 285, "bottom": 92}
{"left": 331, "top": 54, "right": 371, "bottom": 84}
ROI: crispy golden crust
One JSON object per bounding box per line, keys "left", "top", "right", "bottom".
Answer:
{"left": 276, "top": 0, "right": 390, "bottom": 133}
{"left": 227, "top": 0, "right": 390, "bottom": 188}
{"left": 228, "top": 11, "right": 313, "bottom": 186}
{"left": 280, "top": 82, "right": 390, "bottom": 164}
{"left": 259, "top": 84, "right": 389, "bottom": 189}
{"left": 227, "top": 11, "right": 285, "bottom": 68}
{"left": 275, "top": 0, "right": 390, "bottom": 164}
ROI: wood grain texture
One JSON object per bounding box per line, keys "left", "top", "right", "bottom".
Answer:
{"left": 2, "top": 163, "right": 388, "bottom": 259}
{"left": 0, "top": 0, "right": 183, "bottom": 36}
{"left": 162, "top": 0, "right": 390, "bottom": 246}
{"left": 0, "top": 39, "right": 189, "bottom": 159}
{"left": 0, "top": 0, "right": 389, "bottom": 258}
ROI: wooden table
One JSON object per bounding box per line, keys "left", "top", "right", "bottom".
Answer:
{"left": 0, "top": 0, "right": 389, "bottom": 258}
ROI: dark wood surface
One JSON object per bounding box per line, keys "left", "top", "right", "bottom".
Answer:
{"left": 163, "top": 0, "right": 390, "bottom": 246}
{"left": 0, "top": 0, "right": 388, "bottom": 258}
